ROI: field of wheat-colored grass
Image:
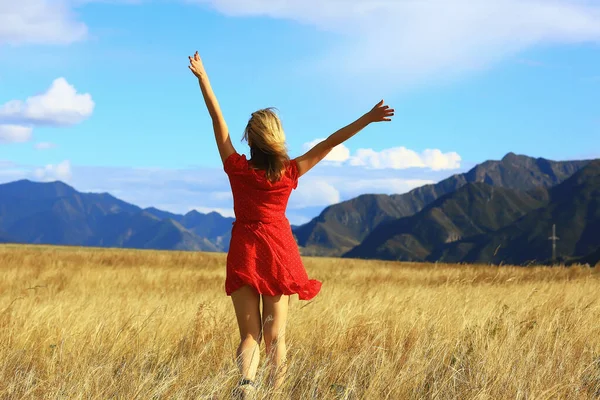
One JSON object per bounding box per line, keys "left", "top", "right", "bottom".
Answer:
{"left": 1, "top": 244, "right": 599, "bottom": 400}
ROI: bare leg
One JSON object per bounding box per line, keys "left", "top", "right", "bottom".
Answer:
{"left": 261, "top": 293, "right": 290, "bottom": 391}
{"left": 231, "top": 285, "right": 262, "bottom": 385}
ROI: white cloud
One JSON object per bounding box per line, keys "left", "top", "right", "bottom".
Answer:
{"left": 421, "top": 149, "right": 463, "bottom": 171}
{"left": 194, "top": 0, "right": 600, "bottom": 88}
{"left": 34, "top": 142, "right": 57, "bottom": 150}
{"left": 33, "top": 160, "right": 72, "bottom": 182}
{"left": 0, "top": 0, "right": 87, "bottom": 45}
{"left": 300, "top": 139, "right": 462, "bottom": 171}
{"left": 0, "top": 78, "right": 95, "bottom": 126}
{"left": 0, "top": 125, "right": 33, "bottom": 143}
{"left": 290, "top": 179, "right": 341, "bottom": 208}
{"left": 348, "top": 147, "right": 461, "bottom": 171}
{"left": 302, "top": 138, "right": 351, "bottom": 162}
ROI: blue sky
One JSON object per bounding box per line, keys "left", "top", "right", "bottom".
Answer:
{"left": 1, "top": 0, "right": 599, "bottom": 224}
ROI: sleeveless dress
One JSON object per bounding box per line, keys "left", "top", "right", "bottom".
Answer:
{"left": 223, "top": 152, "right": 322, "bottom": 300}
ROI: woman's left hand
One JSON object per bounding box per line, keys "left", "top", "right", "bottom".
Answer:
{"left": 366, "top": 100, "right": 394, "bottom": 123}
{"left": 188, "top": 51, "right": 206, "bottom": 79}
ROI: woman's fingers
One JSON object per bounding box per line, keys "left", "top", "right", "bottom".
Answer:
{"left": 188, "top": 52, "right": 204, "bottom": 72}
{"left": 379, "top": 106, "right": 394, "bottom": 122}
{"left": 189, "top": 56, "right": 200, "bottom": 69}
{"left": 366, "top": 100, "right": 394, "bottom": 122}
{"left": 187, "top": 52, "right": 205, "bottom": 78}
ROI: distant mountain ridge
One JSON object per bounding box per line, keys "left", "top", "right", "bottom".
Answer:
{"left": 343, "top": 183, "right": 550, "bottom": 262}
{"left": 430, "top": 160, "right": 600, "bottom": 265}
{"left": 0, "top": 179, "right": 234, "bottom": 252}
{"left": 293, "top": 153, "right": 591, "bottom": 256}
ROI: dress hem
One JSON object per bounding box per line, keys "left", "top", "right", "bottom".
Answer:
{"left": 226, "top": 279, "right": 322, "bottom": 301}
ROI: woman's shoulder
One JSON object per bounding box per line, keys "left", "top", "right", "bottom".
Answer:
{"left": 224, "top": 152, "right": 248, "bottom": 174}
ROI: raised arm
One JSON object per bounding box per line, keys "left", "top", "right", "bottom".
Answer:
{"left": 188, "top": 51, "right": 235, "bottom": 163}
{"left": 295, "top": 100, "right": 394, "bottom": 177}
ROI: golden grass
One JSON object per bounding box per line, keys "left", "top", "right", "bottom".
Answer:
{"left": 1, "top": 244, "right": 599, "bottom": 399}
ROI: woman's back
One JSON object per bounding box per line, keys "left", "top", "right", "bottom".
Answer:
{"left": 224, "top": 152, "right": 299, "bottom": 223}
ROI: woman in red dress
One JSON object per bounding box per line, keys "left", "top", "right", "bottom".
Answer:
{"left": 188, "top": 51, "right": 394, "bottom": 398}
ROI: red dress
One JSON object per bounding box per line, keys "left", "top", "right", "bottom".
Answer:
{"left": 223, "top": 152, "right": 322, "bottom": 300}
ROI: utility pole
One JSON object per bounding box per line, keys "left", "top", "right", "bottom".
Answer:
{"left": 548, "top": 224, "right": 560, "bottom": 264}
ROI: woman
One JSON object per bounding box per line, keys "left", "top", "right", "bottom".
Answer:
{"left": 188, "top": 51, "right": 394, "bottom": 399}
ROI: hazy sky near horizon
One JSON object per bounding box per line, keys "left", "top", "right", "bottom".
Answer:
{"left": 1, "top": 0, "right": 599, "bottom": 223}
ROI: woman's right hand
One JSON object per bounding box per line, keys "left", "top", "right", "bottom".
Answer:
{"left": 366, "top": 100, "right": 395, "bottom": 123}
{"left": 188, "top": 51, "right": 206, "bottom": 79}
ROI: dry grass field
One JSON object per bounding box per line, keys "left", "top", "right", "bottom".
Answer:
{"left": 1, "top": 244, "right": 599, "bottom": 399}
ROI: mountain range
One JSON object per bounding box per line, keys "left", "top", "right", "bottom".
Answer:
{"left": 293, "top": 152, "right": 590, "bottom": 256}
{"left": 343, "top": 183, "right": 549, "bottom": 261}
{"left": 430, "top": 160, "right": 600, "bottom": 265}
{"left": 0, "top": 153, "right": 598, "bottom": 265}
{"left": 0, "top": 180, "right": 233, "bottom": 251}
{"left": 344, "top": 160, "right": 600, "bottom": 265}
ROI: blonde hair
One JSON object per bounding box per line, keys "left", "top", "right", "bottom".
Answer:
{"left": 242, "top": 108, "right": 290, "bottom": 183}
